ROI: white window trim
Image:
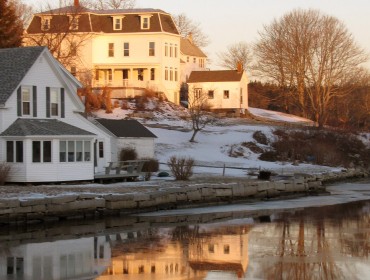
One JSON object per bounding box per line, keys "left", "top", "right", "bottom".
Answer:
{"left": 112, "top": 16, "right": 125, "bottom": 30}
{"left": 41, "top": 16, "right": 52, "bottom": 31}
{"left": 139, "top": 14, "right": 153, "bottom": 30}
{"left": 21, "top": 86, "right": 32, "bottom": 116}
{"left": 50, "top": 87, "right": 60, "bottom": 117}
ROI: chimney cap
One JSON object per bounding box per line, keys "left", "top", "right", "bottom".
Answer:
{"left": 74, "top": 0, "right": 79, "bottom": 7}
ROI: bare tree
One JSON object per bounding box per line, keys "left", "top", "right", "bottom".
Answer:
{"left": 173, "top": 13, "right": 209, "bottom": 48}
{"left": 85, "top": 0, "right": 136, "bottom": 10}
{"left": 23, "top": 4, "right": 92, "bottom": 74}
{"left": 10, "top": 0, "right": 33, "bottom": 28}
{"left": 254, "top": 9, "right": 368, "bottom": 127}
{"left": 188, "top": 87, "right": 215, "bottom": 142}
{"left": 217, "top": 41, "right": 252, "bottom": 72}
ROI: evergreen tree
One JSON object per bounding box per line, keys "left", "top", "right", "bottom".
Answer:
{"left": 0, "top": 0, "right": 23, "bottom": 48}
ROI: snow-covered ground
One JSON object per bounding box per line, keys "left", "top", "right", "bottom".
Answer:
{"left": 94, "top": 104, "right": 346, "bottom": 176}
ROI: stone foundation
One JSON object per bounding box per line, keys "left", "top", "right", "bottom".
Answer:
{"left": 0, "top": 169, "right": 367, "bottom": 225}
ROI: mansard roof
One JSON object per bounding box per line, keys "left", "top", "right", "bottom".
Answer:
{"left": 0, "top": 46, "right": 45, "bottom": 106}
{"left": 27, "top": 7, "right": 179, "bottom": 35}
{"left": 180, "top": 38, "right": 207, "bottom": 58}
{"left": 187, "top": 70, "right": 245, "bottom": 83}
{"left": 0, "top": 119, "right": 95, "bottom": 136}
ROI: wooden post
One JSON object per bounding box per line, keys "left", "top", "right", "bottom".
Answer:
{"left": 222, "top": 164, "right": 226, "bottom": 176}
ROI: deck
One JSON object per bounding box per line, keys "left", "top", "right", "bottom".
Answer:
{"left": 94, "top": 160, "right": 147, "bottom": 183}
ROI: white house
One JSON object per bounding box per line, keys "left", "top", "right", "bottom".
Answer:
{"left": 180, "top": 35, "right": 208, "bottom": 83}
{"left": 187, "top": 69, "right": 249, "bottom": 117}
{"left": 0, "top": 46, "right": 113, "bottom": 183}
{"left": 25, "top": 0, "right": 183, "bottom": 104}
{"left": 94, "top": 119, "right": 157, "bottom": 160}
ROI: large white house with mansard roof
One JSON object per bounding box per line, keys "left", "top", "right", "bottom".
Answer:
{"left": 24, "top": 0, "right": 207, "bottom": 105}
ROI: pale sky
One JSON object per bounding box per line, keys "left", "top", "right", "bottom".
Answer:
{"left": 27, "top": 0, "right": 370, "bottom": 70}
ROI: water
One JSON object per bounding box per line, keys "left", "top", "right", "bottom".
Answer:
{"left": 0, "top": 181, "right": 369, "bottom": 279}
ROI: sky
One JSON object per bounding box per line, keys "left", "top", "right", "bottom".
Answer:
{"left": 27, "top": 0, "right": 370, "bottom": 70}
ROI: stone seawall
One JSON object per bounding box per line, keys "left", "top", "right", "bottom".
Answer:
{"left": 0, "top": 169, "right": 367, "bottom": 225}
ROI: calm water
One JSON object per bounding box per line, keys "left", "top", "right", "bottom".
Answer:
{"left": 1, "top": 185, "right": 369, "bottom": 279}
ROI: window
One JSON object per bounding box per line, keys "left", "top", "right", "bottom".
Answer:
{"left": 165, "top": 67, "right": 168, "bottom": 80}
{"left": 141, "top": 17, "right": 150, "bottom": 29}
{"left": 194, "top": 88, "right": 202, "bottom": 99}
{"left": 22, "top": 87, "right": 31, "bottom": 115}
{"left": 165, "top": 43, "right": 168, "bottom": 56}
{"left": 193, "top": 57, "right": 196, "bottom": 63}
{"left": 113, "top": 17, "right": 122, "bottom": 30}
{"left": 108, "top": 69, "right": 113, "bottom": 81}
{"left": 99, "top": 141, "right": 104, "bottom": 158}
{"left": 240, "top": 88, "right": 243, "bottom": 104}
{"left": 41, "top": 17, "right": 51, "bottom": 31}
{"left": 174, "top": 44, "right": 178, "bottom": 57}
{"left": 69, "top": 16, "right": 79, "bottom": 30}
{"left": 224, "top": 244, "right": 230, "bottom": 254}
{"left": 32, "top": 141, "right": 51, "bottom": 163}
{"left": 208, "top": 244, "right": 215, "bottom": 253}
{"left": 60, "top": 140, "right": 91, "bottom": 163}
{"left": 108, "top": 43, "right": 114, "bottom": 57}
{"left": 208, "top": 90, "right": 214, "bottom": 99}
{"left": 71, "top": 66, "right": 77, "bottom": 77}
{"left": 7, "top": 257, "right": 24, "bottom": 276}
{"left": 170, "top": 67, "right": 173, "bottom": 81}
{"left": 151, "top": 265, "right": 156, "bottom": 273}
{"left": 70, "top": 42, "right": 77, "bottom": 56}
{"left": 224, "top": 90, "right": 229, "bottom": 99}
{"left": 6, "top": 141, "right": 23, "bottom": 163}
{"left": 138, "top": 265, "right": 144, "bottom": 274}
{"left": 123, "top": 42, "right": 129, "bottom": 56}
{"left": 95, "top": 69, "right": 99, "bottom": 81}
{"left": 150, "top": 68, "right": 155, "bottom": 80}
{"left": 169, "top": 44, "right": 173, "bottom": 57}
{"left": 138, "top": 69, "right": 143, "bottom": 81}
{"left": 187, "top": 56, "right": 189, "bottom": 62}
{"left": 174, "top": 68, "right": 178, "bottom": 81}
{"left": 50, "top": 88, "right": 59, "bottom": 116}
{"left": 149, "top": 42, "right": 155, "bottom": 56}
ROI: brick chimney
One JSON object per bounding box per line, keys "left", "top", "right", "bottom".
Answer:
{"left": 237, "top": 61, "right": 243, "bottom": 73}
{"left": 74, "top": 0, "right": 79, "bottom": 6}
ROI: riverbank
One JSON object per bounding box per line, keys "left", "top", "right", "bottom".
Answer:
{"left": 0, "top": 168, "right": 368, "bottom": 225}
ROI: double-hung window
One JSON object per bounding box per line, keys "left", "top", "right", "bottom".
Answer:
{"left": 22, "top": 87, "right": 31, "bottom": 115}
{"left": 123, "top": 42, "right": 129, "bottom": 56}
{"left": 224, "top": 90, "right": 230, "bottom": 99}
{"left": 60, "top": 140, "right": 91, "bottom": 162}
{"left": 108, "top": 43, "right": 114, "bottom": 57}
{"left": 149, "top": 42, "right": 155, "bottom": 56}
{"left": 6, "top": 141, "right": 23, "bottom": 163}
{"left": 32, "top": 141, "right": 52, "bottom": 163}
{"left": 50, "top": 88, "right": 59, "bottom": 116}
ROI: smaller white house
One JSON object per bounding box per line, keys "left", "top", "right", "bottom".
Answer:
{"left": 187, "top": 69, "right": 249, "bottom": 117}
{"left": 0, "top": 46, "right": 113, "bottom": 183}
{"left": 94, "top": 119, "right": 157, "bottom": 160}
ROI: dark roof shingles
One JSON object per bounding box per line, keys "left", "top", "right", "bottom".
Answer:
{"left": 96, "top": 119, "right": 156, "bottom": 138}
{"left": 0, "top": 119, "right": 95, "bottom": 136}
{"left": 187, "top": 70, "right": 244, "bottom": 83}
{"left": 0, "top": 47, "right": 45, "bottom": 105}
{"left": 180, "top": 38, "right": 207, "bottom": 57}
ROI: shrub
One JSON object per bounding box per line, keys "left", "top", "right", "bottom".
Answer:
{"left": 0, "top": 162, "right": 11, "bottom": 185}
{"left": 167, "top": 156, "right": 194, "bottom": 180}
{"left": 141, "top": 158, "right": 159, "bottom": 180}
{"left": 120, "top": 147, "right": 138, "bottom": 161}
{"left": 253, "top": 131, "right": 268, "bottom": 145}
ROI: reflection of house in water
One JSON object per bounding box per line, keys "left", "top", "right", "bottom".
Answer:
{"left": 0, "top": 237, "right": 104, "bottom": 279}
{"left": 96, "top": 230, "right": 206, "bottom": 280}
{"left": 188, "top": 226, "right": 250, "bottom": 279}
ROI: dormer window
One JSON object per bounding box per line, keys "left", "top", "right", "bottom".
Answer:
{"left": 41, "top": 16, "right": 52, "bottom": 31}
{"left": 139, "top": 15, "right": 152, "bottom": 30}
{"left": 112, "top": 16, "right": 124, "bottom": 30}
{"left": 68, "top": 15, "right": 80, "bottom": 31}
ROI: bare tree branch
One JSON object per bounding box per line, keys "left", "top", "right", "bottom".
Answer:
{"left": 217, "top": 41, "right": 252, "bottom": 72}
{"left": 173, "top": 13, "right": 209, "bottom": 48}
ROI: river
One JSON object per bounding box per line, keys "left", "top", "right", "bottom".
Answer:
{"left": 0, "top": 180, "right": 369, "bottom": 279}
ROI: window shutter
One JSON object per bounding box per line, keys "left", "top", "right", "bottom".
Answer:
{"left": 61, "top": 88, "right": 65, "bottom": 118}
{"left": 46, "top": 87, "right": 50, "bottom": 118}
{"left": 17, "top": 87, "right": 21, "bottom": 116}
{"left": 33, "top": 86, "right": 37, "bottom": 117}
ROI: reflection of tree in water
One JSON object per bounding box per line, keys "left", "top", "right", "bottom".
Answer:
{"left": 265, "top": 201, "right": 370, "bottom": 280}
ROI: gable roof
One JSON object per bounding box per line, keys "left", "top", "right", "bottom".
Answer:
{"left": 0, "top": 119, "right": 95, "bottom": 136}
{"left": 187, "top": 70, "right": 245, "bottom": 83}
{"left": 95, "top": 119, "right": 157, "bottom": 138}
{"left": 28, "top": 8, "right": 179, "bottom": 35}
{"left": 0, "top": 46, "right": 45, "bottom": 106}
{"left": 180, "top": 38, "right": 207, "bottom": 58}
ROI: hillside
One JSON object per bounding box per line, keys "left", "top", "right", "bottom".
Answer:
{"left": 93, "top": 98, "right": 369, "bottom": 177}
